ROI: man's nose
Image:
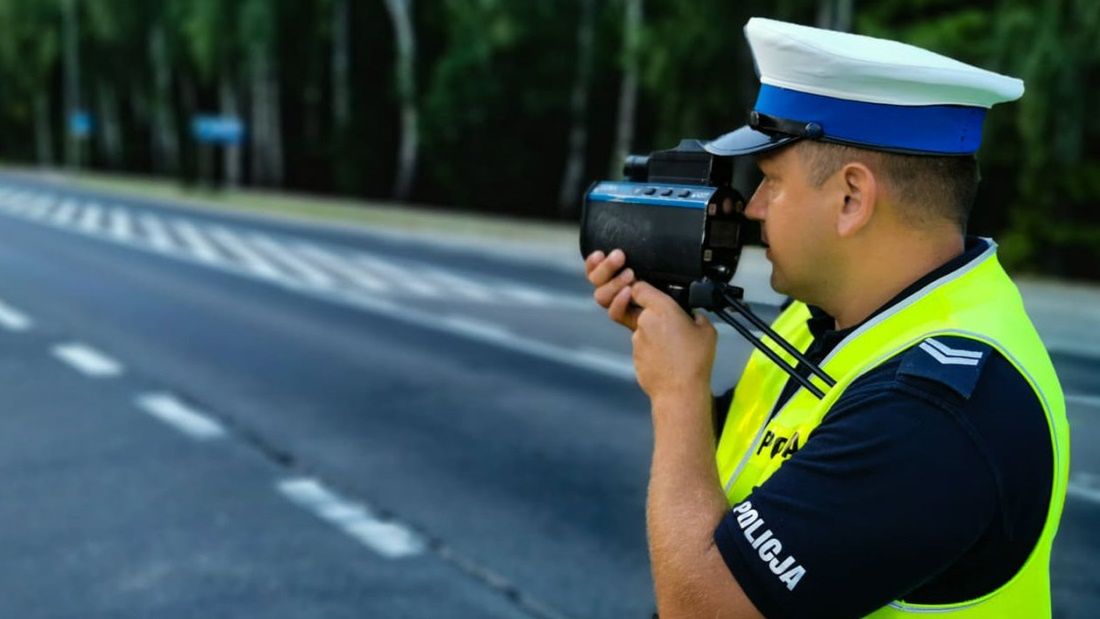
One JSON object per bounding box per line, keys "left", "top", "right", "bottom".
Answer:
{"left": 743, "top": 182, "right": 766, "bottom": 222}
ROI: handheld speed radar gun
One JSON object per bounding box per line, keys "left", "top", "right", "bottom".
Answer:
{"left": 578, "top": 140, "right": 836, "bottom": 399}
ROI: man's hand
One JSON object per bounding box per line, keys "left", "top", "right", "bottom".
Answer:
{"left": 585, "top": 249, "right": 640, "bottom": 330}
{"left": 629, "top": 280, "right": 716, "bottom": 406}
{"left": 583, "top": 249, "right": 716, "bottom": 403}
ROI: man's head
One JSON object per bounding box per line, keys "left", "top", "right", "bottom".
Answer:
{"left": 703, "top": 18, "right": 1023, "bottom": 320}
{"left": 745, "top": 140, "right": 979, "bottom": 303}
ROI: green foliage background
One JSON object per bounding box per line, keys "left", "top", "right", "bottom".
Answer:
{"left": 0, "top": 0, "right": 1096, "bottom": 278}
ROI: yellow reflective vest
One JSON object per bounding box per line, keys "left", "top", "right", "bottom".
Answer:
{"left": 715, "top": 240, "right": 1069, "bottom": 618}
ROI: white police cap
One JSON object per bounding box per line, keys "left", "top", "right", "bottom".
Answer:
{"left": 705, "top": 18, "right": 1025, "bottom": 157}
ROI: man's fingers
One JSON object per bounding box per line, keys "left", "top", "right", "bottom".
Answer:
{"left": 608, "top": 285, "right": 639, "bottom": 330}
{"left": 586, "top": 248, "right": 626, "bottom": 286}
{"left": 584, "top": 250, "right": 605, "bottom": 276}
{"left": 629, "top": 280, "right": 674, "bottom": 310}
{"left": 593, "top": 268, "right": 634, "bottom": 308}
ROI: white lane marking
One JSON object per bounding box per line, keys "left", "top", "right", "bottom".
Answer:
{"left": 135, "top": 392, "right": 226, "bottom": 440}
{"left": 173, "top": 220, "right": 222, "bottom": 263}
{"left": 499, "top": 285, "right": 555, "bottom": 306}
{"left": 355, "top": 255, "right": 439, "bottom": 297}
{"left": 1067, "top": 393, "right": 1100, "bottom": 409}
{"left": 108, "top": 207, "right": 133, "bottom": 240}
{"left": 0, "top": 189, "right": 624, "bottom": 380}
{"left": 51, "top": 342, "right": 123, "bottom": 377}
{"left": 0, "top": 298, "right": 32, "bottom": 331}
{"left": 574, "top": 347, "right": 635, "bottom": 379}
{"left": 248, "top": 234, "right": 335, "bottom": 288}
{"left": 437, "top": 313, "right": 636, "bottom": 381}
{"left": 208, "top": 226, "right": 283, "bottom": 279}
{"left": 293, "top": 243, "right": 390, "bottom": 292}
{"left": 1068, "top": 472, "right": 1100, "bottom": 504}
{"left": 419, "top": 267, "right": 494, "bottom": 302}
{"left": 78, "top": 201, "right": 104, "bottom": 232}
{"left": 139, "top": 214, "right": 175, "bottom": 252}
{"left": 277, "top": 477, "right": 425, "bottom": 558}
{"left": 50, "top": 198, "right": 79, "bottom": 226}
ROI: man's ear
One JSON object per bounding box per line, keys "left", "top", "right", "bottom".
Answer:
{"left": 836, "top": 162, "right": 877, "bottom": 238}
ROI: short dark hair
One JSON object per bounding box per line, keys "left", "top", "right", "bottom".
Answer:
{"left": 795, "top": 140, "right": 980, "bottom": 231}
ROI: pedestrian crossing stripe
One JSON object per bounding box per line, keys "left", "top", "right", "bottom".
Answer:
{"left": 0, "top": 185, "right": 590, "bottom": 311}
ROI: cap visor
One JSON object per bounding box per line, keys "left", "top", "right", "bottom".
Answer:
{"left": 703, "top": 125, "right": 800, "bottom": 156}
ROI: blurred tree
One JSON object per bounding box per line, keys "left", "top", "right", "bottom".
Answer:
{"left": 0, "top": 0, "right": 1093, "bottom": 278}
{"left": 0, "top": 0, "right": 60, "bottom": 165}
{"left": 610, "top": 0, "right": 642, "bottom": 179}
{"left": 859, "top": 0, "right": 1100, "bottom": 277}
{"left": 557, "top": 0, "right": 597, "bottom": 214}
{"left": 331, "top": 0, "right": 350, "bottom": 133}
{"left": 181, "top": 0, "right": 244, "bottom": 186}
{"left": 147, "top": 1, "right": 184, "bottom": 174}
{"left": 383, "top": 0, "right": 418, "bottom": 200}
{"left": 241, "top": 0, "right": 283, "bottom": 186}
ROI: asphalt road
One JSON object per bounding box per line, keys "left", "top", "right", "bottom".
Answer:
{"left": 0, "top": 172, "right": 1094, "bottom": 618}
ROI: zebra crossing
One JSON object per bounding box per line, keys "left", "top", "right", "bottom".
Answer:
{"left": 0, "top": 186, "right": 590, "bottom": 310}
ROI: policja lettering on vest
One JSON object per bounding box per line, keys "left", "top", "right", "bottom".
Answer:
{"left": 756, "top": 429, "right": 800, "bottom": 459}
{"left": 731, "top": 501, "right": 806, "bottom": 591}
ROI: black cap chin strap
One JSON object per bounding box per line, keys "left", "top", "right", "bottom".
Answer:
{"left": 749, "top": 110, "right": 825, "bottom": 140}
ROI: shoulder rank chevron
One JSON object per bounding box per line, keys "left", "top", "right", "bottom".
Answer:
{"left": 918, "top": 337, "right": 985, "bottom": 366}
{"left": 897, "top": 336, "right": 993, "bottom": 399}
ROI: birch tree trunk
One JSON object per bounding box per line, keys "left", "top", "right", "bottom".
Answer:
{"left": 150, "top": 25, "right": 179, "bottom": 173}
{"left": 220, "top": 75, "right": 242, "bottom": 187}
{"left": 249, "top": 48, "right": 284, "bottom": 187}
{"left": 249, "top": 49, "right": 268, "bottom": 184}
{"left": 62, "top": 0, "right": 80, "bottom": 169}
{"left": 33, "top": 92, "right": 54, "bottom": 166}
{"left": 383, "top": 0, "right": 417, "bottom": 200}
{"left": 96, "top": 82, "right": 122, "bottom": 167}
{"left": 557, "top": 0, "right": 596, "bottom": 215}
{"left": 266, "top": 66, "right": 284, "bottom": 186}
{"left": 610, "top": 0, "right": 642, "bottom": 178}
{"left": 332, "top": 0, "right": 350, "bottom": 131}
{"left": 817, "top": 0, "right": 853, "bottom": 31}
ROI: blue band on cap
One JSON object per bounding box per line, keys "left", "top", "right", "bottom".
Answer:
{"left": 755, "top": 85, "right": 988, "bottom": 154}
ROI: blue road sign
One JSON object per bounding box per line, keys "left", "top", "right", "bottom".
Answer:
{"left": 191, "top": 115, "right": 245, "bottom": 145}
{"left": 69, "top": 110, "right": 93, "bottom": 138}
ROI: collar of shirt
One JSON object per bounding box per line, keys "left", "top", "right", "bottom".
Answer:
{"left": 801, "top": 236, "right": 989, "bottom": 361}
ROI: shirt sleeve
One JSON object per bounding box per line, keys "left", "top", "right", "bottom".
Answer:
{"left": 712, "top": 380, "right": 999, "bottom": 619}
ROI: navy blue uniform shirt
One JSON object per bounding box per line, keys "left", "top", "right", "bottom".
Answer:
{"left": 712, "top": 238, "right": 1054, "bottom": 619}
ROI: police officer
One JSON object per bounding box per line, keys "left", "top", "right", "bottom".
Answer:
{"left": 585, "top": 18, "right": 1068, "bottom": 619}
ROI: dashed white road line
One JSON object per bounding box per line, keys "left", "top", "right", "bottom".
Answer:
{"left": 51, "top": 342, "right": 124, "bottom": 377}
{"left": 135, "top": 392, "right": 226, "bottom": 440}
{"left": 0, "top": 298, "right": 32, "bottom": 331}
{"left": 277, "top": 477, "right": 425, "bottom": 559}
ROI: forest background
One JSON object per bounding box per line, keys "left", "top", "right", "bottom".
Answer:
{"left": 0, "top": 0, "right": 1096, "bottom": 278}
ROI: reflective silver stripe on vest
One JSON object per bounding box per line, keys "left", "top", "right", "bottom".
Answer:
{"left": 723, "top": 239, "right": 997, "bottom": 493}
